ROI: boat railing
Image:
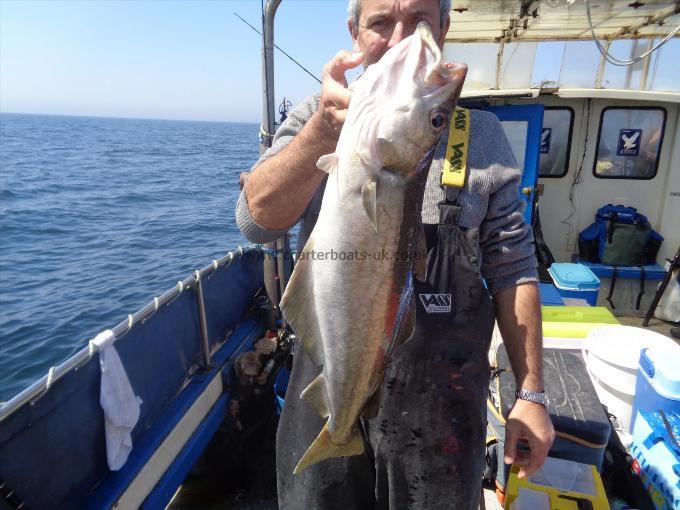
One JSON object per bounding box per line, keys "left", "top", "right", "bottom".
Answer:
{"left": 0, "top": 245, "right": 260, "bottom": 423}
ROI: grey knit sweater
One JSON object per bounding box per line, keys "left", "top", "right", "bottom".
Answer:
{"left": 236, "top": 94, "right": 538, "bottom": 295}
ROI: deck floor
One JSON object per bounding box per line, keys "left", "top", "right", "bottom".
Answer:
{"left": 169, "top": 315, "right": 678, "bottom": 509}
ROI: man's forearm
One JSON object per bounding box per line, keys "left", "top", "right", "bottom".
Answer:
{"left": 494, "top": 282, "right": 543, "bottom": 392}
{"left": 244, "top": 111, "right": 337, "bottom": 230}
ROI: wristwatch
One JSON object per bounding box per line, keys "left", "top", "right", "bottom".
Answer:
{"left": 515, "top": 389, "right": 548, "bottom": 408}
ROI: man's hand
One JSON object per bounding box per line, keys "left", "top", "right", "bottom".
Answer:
{"left": 504, "top": 399, "right": 555, "bottom": 478}
{"left": 242, "top": 50, "right": 363, "bottom": 232}
{"left": 316, "top": 50, "right": 364, "bottom": 137}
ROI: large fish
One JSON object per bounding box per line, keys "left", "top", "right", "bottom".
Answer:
{"left": 280, "top": 22, "right": 467, "bottom": 474}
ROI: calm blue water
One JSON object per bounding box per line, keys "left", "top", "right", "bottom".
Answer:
{"left": 0, "top": 113, "right": 259, "bottom": 401}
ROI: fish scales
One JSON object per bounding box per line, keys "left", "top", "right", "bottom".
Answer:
{"left": 280, "top": 21, "right": 467, "bottom": 474}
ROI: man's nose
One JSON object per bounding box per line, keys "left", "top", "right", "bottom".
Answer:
{"left": 387, "top": 21, "right": 414, "bottom": 48}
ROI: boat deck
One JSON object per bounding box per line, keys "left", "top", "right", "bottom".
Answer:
{"left": 166, "top": 315, "right": 678, "bottom": 509}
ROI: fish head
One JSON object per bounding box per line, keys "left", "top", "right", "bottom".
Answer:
{"left": 374, "top": 21, "right": 467, "bottom": 177}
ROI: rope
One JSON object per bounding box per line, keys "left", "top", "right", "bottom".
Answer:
{"left": 584, "top": 0, "right": 680, "bottom": 67}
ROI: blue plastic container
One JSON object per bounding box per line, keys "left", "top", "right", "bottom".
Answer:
{"left": 548, "top": 263, "right": 600, "bottom": 306}
{"left": 630, "top": 410, "right": 680, "bottom": 510}
{"left": 539, "top": 283, "right": 564, "bottom": 306}
{"left": 631, "top": 346, "right": 680, "bottom": 432}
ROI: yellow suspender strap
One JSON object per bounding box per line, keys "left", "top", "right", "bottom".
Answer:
{"left": 441, "top": 107, "right": 470, "bottom": 189}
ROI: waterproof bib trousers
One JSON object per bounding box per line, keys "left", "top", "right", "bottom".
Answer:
{"left": 276, "top": 192, "right": 495, "bottom": 510}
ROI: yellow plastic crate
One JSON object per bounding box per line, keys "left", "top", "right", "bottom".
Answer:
{"left": 504, "top": 457, "right": 610, "bottom": 510}
{"left": 541, "top": 306, "right": 619, "bottom": 338}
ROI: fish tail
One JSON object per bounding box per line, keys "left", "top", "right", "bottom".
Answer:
{"left": 293, "top": 423, "right": 364, "bottom": 474}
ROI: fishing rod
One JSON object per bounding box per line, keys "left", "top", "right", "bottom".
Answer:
{"left": 233, "top": 12, "right": 322, "bottom": 84}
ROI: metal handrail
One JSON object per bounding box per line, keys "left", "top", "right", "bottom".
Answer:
{"left": 260, "top": 0, "right": 282, "bottom": 153}
{"left": 0, "top": 247, "right": 246, "bottom": 423}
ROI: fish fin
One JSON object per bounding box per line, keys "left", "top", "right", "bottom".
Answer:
{"left": 361, "top": 178, "right": 378, "bottom": 234}
{"left": 280, "top": 236, "right": 325, "bottom": 366}
{"left": 300, "top": 374, "right": 329, "bottom": 419}
{"left": 362, "top": 385, "right": 382, "bottom": 419}
{"left": 316, "top": 153, "right": 338, "bottom": 174}
{"left": 293, "top": 424, "right": 364, "bottom": 474}
{"left": 413, "top": 221, "right": 428, "bottom": 282}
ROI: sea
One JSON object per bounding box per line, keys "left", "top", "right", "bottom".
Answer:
{"left": 0, "top": 112, "right": 261, "bottom": 401}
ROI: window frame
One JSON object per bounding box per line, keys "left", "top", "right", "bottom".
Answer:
{"left": 538, "top": 106, "right": 575, "bottom": 179}
{"left": 592, "top": 105, "right": 667, "bottom": 180}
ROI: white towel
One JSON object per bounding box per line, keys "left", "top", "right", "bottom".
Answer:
{"left": 91, "top": 329, "right": 142, "bottom": 471}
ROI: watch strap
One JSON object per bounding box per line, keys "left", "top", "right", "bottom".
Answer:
{"left": 515, "top": 389, "right": 548, "bottom": 407}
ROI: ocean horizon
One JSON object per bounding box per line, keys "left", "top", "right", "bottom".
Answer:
{"left": 1, "top": 110, "right": 261, "bottom": 126}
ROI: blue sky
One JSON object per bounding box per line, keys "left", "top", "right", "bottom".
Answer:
{"left": 2, "top": 1, "right": 678, "bottom": 122}
{"left": 0, "top": 0, "right": 353, "bottom": 122}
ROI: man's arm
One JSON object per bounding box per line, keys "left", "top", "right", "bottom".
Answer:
{"left": 244, "top": 111, "right": 335, "bottom": 230}
{"left": 241, "top": 51, "right": 364, "bottom": 232}
{"left": 495, "top": 283, "right": 554, "bottom": 479}
{"left": 475, "top": 111, "right": 554, "bottom": 477}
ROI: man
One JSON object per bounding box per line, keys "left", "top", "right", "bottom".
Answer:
{"left": 236, "top": 0, "right": 554, "bottom": 508}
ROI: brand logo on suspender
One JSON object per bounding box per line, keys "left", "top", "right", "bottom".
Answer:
{"left": 453, "top": 107, "right": 467, "bottom": 130}
{"left": 418, "top": 293, "right": 452, "bottom": 313}
{"left": 448, "top": 143, "right": 465, "bottom": 172}
{"left": 442, "top": 108, "right": 469, "bottom": 188}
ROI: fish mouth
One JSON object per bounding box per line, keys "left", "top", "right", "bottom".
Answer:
{"left": 414, "top": 21, "right": 467, "bottom": 108}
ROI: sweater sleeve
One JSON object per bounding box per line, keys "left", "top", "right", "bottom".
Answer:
{"left": 235, "top": 94, "right": 320, "bottom": 244}
{"left": 477, "top": 113, "right": 539, "bottom": 295}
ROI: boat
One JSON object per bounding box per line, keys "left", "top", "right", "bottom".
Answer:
{"left": 1, "top": 1, "right": 678, "bottom": 509}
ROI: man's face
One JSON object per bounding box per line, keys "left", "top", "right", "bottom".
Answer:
{"left": 350, "top": 0, "right": 450, "bottom": 67}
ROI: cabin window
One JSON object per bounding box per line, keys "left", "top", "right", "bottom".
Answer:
{"left": 539, "top": 107, "right": 574, "bottom": 178}
{"left": 593, "top": 107, "right": 666, "bottom": 179}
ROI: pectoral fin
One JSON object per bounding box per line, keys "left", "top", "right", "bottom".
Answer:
{"left": 317, "top": 154, "right": 338, "bottom": 174}
{"left": 361, "top": 178, "right": 378, "bottom": 234}
{"left": 293, "top": 424, "right": 364, "bottom": 474}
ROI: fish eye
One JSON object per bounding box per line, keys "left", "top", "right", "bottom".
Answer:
{"left": 430, "top": 111, "right": 447, "bottom": 131}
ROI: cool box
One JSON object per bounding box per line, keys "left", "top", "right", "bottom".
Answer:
{"left": 548, "top": 263, "right": 600, "bottom": 306}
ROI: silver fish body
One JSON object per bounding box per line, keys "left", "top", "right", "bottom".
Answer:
{"left": 280, "top": 22, "right": 467, "bottom": 474}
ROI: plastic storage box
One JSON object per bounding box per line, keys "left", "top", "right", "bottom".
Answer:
{"left": 631, "top": 346, "right": 680, "bottom": 432}
{"left": 489, "top": 346, "right": 611, "bottom": 492}
{"left": 548, "top": 263, "right": 600, "bottom": 306}
{"left": 542, "top": 305, "right": 618, "bottom": 342}
{"left": 504, "top": 457, "right": 609, "bottom": 510}
{"left": 630, "top": 410, "right": 680, "bottom": 510}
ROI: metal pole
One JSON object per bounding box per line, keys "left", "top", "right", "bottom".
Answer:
{"left": 643, "top": 246, "right": 680, "bottom": 327}
{"left": 195, "top": 270, "right": 212, "bottom": 369}
{"left": 260, "top": 0, "right": 282, "bottom": 154}
{"left": 639, "top": 38, "right": 655, "bottom": 90}
{"left": 594, "top": 39, "right": 610, "bottom": 88}
{"left": 495, "top": 39, "right": 505, "bottom": 90}
{"left": 259, "top": 0, "right": 292, "bottom": 320}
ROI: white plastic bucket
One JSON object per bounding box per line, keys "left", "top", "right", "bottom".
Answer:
{"left": 581, "top": 325, "right": 676, "bottom": 433}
